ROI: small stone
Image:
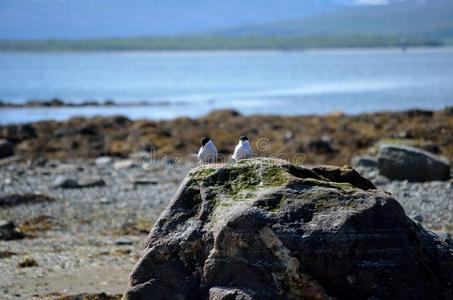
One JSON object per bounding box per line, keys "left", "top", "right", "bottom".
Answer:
{"left": 0, "top": 250, "right": 16, "bottom": 259}
{"left": 0, "top": 220, "right": 25, "bottom": 241}
{"left": 0, "top": 139, "right": 14, "bottom": 159}
{"left": 0, "top": 193, "right": 55, "bottom": 207}
{"left": 131, "top": 178, "right": 158, "bottom": 186}
{"left": 30, "top": 157, "right": 48, "bottom": 167}
{"left": 77, "top": 176, "right": 106, "bottom": 188}
{"left": 129, "top": 151, "right": 150, "bottom": 160}
{"left": 113, "top": 159, "right": 137, "bottom": 170}
{"left": 284, "top": 131, "right": 294, "bottom": 141}
{"left": 98, "top": 197, "right": 113, "bottom": 205}
{"left": 95, "top": 156, "right": 113, "bottom": 166}
{"left": 55, "top": 164, "right": 80, "bottom": 172}
{"left": 115, "top": 237, "right": 133, "bottom": 246}
{"left": 52, "top": 176, "right": 78, "bottom": 189}
{"left": 17, "top": 257, "right": 38, "bottom": 268}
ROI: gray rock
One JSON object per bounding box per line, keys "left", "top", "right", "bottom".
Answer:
{"left": 0, "top": 220, "right": 24, "bottom": 241}
{"left": 125, "top": 158, "right": 453, "bottom": 300}
{"left": 52, "top": 175, "right": 79, "bottom": 189}
{"left": 77, "top": 176, "right": 105, "bottom": 188}
{"left": 0, "top": 139, "right": 14, "bottom": 159}
{"left": 378, "top": 144, "right": 450, "bottom": 182}
{"left": 95, "top": 156, "right": 113, "bottom": 166}
{"left": 351, "top": 155, "right": 378, "bottom": 168}
{"left": 52, "top": 175, "right": 105, "bottom": 188}
{"left": 98, "top": 197, "right": 115, "bottom": 205}
{"left": 0, "top": 124, "right": 36, "bottom": 142}
{"left": 307, "top": 137, "right": 335, "bottom": 154}
{"left": 0, "top": 193, "right": 55, "bottom": 207}
{"left": 54, "top": 163, "right": 80, "bottom": 172}
{"left": 29, "top": 157, "right": 48, "bottom": 167}
{"left": 113, "top": 159, "right": 137, "bottom": 170}
{"left": 130, "top": 178, "right": 158, "bottom": 186}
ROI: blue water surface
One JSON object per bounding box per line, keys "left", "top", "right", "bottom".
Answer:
{"left": 1, "top": 48, "right": 453, "bottom": 124}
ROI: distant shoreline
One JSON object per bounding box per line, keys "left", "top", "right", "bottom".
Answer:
{"left": 0, "top": 98, "right": 185, "bottom": 108}
{"left": 0, "top": 35, "right": 446, "bottom": 52}
{"left": 1, "top": 46, "right": 453, "bottom": 55}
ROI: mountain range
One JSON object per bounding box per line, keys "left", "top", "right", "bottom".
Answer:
{"left": 0, "top": 0, "right": 452, "bottom": 41}
{"left": 0, "top": 0, "right": 452, "bottom": 50}
{"left": 217, "top": 0, "right": 453, "bottom": 41}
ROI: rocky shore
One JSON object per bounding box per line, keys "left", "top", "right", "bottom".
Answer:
{"left": 0, "top": 157, "right": 451, "bottom": 298}
{"left": 0, "top": 157, "right": 191, "bottom": 299}
{"left": 1, "top": 107, "right": 452, "bottom": 166}
{"left": 0, "top": 108, "right": 452, "bottom": 299}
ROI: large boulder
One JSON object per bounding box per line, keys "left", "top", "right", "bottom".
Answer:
{"left": 124, "top": 158, "right": 453, "bottom": 300}
{"left": 377, "top": 144, "right": 450, "bottom": 182}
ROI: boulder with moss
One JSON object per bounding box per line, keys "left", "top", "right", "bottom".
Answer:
{"left": 124, "top": 158, "right": 453, "bottom": 300}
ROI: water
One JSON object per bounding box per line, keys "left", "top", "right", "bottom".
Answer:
{"left": 1, "top": 48, "right": 453, "bottom": 124}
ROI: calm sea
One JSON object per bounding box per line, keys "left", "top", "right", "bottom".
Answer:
{"left": 1, "top": 48, "right": 453, "bottom": 124}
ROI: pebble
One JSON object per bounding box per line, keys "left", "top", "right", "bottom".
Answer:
{"left": 113, "top": 159, "right": 137, "bottom": 170}
{"left": 77, "top": 176, "right": 106, "bottom": 188}
{"left": 98, "top": 197, "right": 114, "bottom": 205}
{"left": 95, "top": 156, "right": 113, "bottom": 166}
{"left": 52, "top": 176, "right": 78, "bottom": 189}
{"left": 130, "top": 178, "right": 158, "bottom": 186}
{"left": 114, "top": 237, "right": 133, "bottom": 246}
{"left": 0, "top": 220, "right": 25, "bottom": 241}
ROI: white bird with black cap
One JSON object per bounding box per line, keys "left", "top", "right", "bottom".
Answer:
{"left": 197, "top": 137, "right": 218, "bottom": 164}
{"left": 232, "top": 136, "right": 253, "bottom": 162}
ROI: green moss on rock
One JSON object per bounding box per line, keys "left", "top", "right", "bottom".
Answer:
{"left": 189, "top": 159, "right": 367, "bottom": 223}
{"left": 189, "top": 167, "right": 216, "bottom": 181}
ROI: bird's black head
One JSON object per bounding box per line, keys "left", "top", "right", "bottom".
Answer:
{"left": 240, "top": 136, "right": 249, "bottom": 142}
{"left": 201, "top": 137, "right": 211, "bottom": 146}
